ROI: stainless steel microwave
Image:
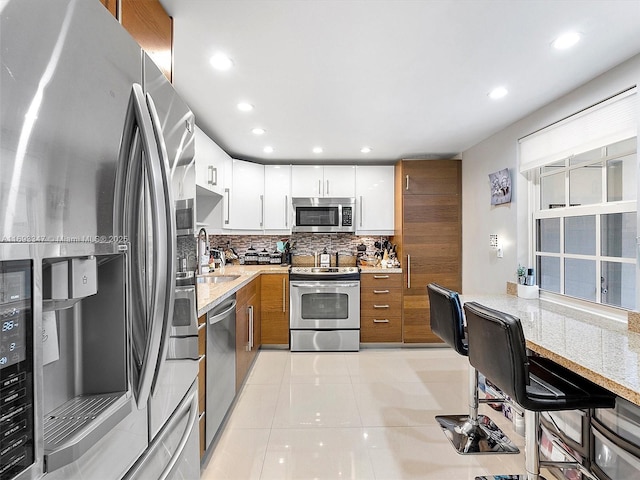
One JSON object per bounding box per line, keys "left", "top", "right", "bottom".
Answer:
{"left": 175, "top": 198, "right": 195, "bottom": 236}
{"left": 292, "top": 197, "right": 355, "bottom": 233}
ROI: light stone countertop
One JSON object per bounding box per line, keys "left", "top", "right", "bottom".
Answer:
{"left": 195, "top": 264, "right": 289, "bottom": 317}
{"left": 460, "top": 294, "right": 640, "bottom": 406}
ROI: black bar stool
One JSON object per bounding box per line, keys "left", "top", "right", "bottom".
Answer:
{"left": 463, "top": 301, "right": 616, "bottom": 480}
{"left": 427, "top": 284, "right": 519, "bottom": 454}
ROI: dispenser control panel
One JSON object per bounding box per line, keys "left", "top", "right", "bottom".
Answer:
{"left": 0, "top": 260, "right": 34, "bottom": 479}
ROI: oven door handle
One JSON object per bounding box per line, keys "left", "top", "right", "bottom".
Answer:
{"left": 290, "top": 281, "right": 360, "bottom": 288}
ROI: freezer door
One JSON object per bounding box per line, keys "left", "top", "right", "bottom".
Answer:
{"left": 123, "top": 382, "right": 200, "bottom": 480}
{"left": 0, "top": 0, "right": 141, "bottom": 242}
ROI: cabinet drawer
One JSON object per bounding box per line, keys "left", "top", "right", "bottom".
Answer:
{"left": 361, "top": 273, "right": 402, "bottom": 289}
{"left": 360, "top": 294, "right": 402, "bottom": 315}
{"left": 360, "top": 315, "right": 402, "bottom": 342}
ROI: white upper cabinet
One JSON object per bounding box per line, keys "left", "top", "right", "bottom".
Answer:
{"left": 291, "top": 165, "right": 355, "bottom": 198}
{"left": 226, "top": 159, "right": 264, "bottom": 230}
{"left": 355, "top": 165, "right": 395, "bottom": 235}
{"left": 264, "top": 165, "right": 291, "bottom": 231}
{"left": 195, "top": 126, "right": 228, "bottom": 196}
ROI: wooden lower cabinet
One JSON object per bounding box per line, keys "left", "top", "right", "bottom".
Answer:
{"left": 261, "top": 273, "right": 289, "bottom": 345}
{"left": 393, "top": 159, "right": 462, "bottom": 343}
{"left": 236, "top": 277, "right": 261, "bottom": 391}
{"left": 360, "top": 273, "right": 403, "bottom": 342}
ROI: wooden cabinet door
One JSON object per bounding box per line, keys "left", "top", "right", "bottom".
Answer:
{"left": 261, "top": 274, "right": 289, "bottom": 344}
{"left": 235, "top": 278, "right": 261, "bottom": 391}
{"left": 395, "top": 159, "right": 461, "bottom": 343}
{"left": 120, "top": 0, "right": 172, "bottom": 81}
{"left": 401, "top": 160, "right": 461, "bottom": 196}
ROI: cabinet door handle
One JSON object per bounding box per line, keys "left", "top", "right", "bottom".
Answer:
{"left": 247, "top": 305, "right": 254, "bottom": 351}
{"left": 405, "top": 174, "right": 409, "bottom": 191}
{"left": 224, "top": 188, "right": 230, "bottom": 225}
{"left": 373, "top": 319, "right": 390, "bottom": 323}
{"left": 318, "top": 180, "right": 322, "bottom": 196}
{"left": 208, "top": 165, "right": 217, "bottom": 186}
{"left": 260, "top": 194, "right": 264, "bottom": 227}
{"left": 326, "top": 179, "right": 329, "bottom": 195}
{"left": 373, "top": 275, "right": 389, "bottom": 279}
{"left": 407, "top": 254, "right": 411, "bottom": 289}
{"left": 373, "top": 290, "right": 390, "bottom": 294}
{"left": 359, "top": 196, "right": 363, "bottom": 227}
{"left": 282, "top": 277, "right": 286, "bottom": 312}
{"left": 373, "top": 304, "right": 390, "bottom": 309}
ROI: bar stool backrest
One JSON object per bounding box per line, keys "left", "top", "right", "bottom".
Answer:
{"left": 463, "top": 301, "right": 530, "bottom": 406}
{"left": 427, "top": 283, "right": 467, "bottom": 356}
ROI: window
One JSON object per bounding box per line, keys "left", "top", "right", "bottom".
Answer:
{"left": 534, "top": 137, "right": 637, "bottom": 309}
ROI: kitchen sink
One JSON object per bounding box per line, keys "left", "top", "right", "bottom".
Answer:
{"left": 197, "top": 275, "right": 240, "bottom": 284}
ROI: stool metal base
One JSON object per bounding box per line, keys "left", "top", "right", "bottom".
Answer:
{"left": 435, "top": 414, "right": 520, "bottom": 455}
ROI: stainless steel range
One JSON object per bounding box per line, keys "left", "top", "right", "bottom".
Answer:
{"left": 289, "top": 267, "right": 360, "bottom": 352}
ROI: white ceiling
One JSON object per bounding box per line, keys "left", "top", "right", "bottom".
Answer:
{"left": 160, "top": 0, "right": 640, "bottom": 164}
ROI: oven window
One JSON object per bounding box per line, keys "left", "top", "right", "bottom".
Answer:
{"left": 301, "top": 293, "right": 349, "bottom": 319}
{"left": 296, "top": 207, "right": 339, "bottom": 226}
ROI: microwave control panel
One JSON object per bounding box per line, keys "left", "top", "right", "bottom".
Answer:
{"left": 342, "top": 207, "right": 353, "bottom": 226}
{"left": 0, "top": 260, "right": 34, "bottom": 479}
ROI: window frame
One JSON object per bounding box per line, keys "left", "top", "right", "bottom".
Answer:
{"left": 531, "top": 139, "right": 637, "bottom": 314}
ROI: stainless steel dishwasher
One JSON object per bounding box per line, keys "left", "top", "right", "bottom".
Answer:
{"left": 205, "top": 295, "right": 237, "bottom": 449}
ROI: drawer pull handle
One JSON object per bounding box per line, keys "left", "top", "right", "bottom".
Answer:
{"left": 373, "top": 319, "right": 390, "bottom": 323}
{"left": 374, "top": 304, "right": 390, "bottom": 309}
{"left": 373, "top": 275, "right": 390, "bottom": 279}
{"left": 373, "top": 290, "right": 390, "bottom": 294}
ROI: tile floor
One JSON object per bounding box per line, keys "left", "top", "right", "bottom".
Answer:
{"left": 201, "top": 347, "right": 528, "bottom": 479}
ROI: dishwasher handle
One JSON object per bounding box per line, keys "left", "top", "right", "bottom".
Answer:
{"left": 208, "top": 299, "right": 237, "bottom": 325}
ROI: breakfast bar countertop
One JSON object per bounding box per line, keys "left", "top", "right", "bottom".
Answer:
{"left": 460, "top": 294, "right": 640, "bottom": 406}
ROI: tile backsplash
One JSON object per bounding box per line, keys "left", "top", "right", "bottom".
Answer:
{"left": 177, "top": 233, "right": 390, "bottom": 269}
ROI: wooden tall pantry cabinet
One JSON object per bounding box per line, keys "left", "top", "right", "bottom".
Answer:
{"left": 392, "top": 160, "right": 462, "bottom": 343}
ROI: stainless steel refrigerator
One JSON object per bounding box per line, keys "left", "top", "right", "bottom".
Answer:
{"left": 0, "top": 1, "right": 198, "bottom": 479}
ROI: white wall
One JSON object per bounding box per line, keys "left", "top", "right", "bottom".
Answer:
{"left": 462, "top": 54, "right": 640, "bottom": 294}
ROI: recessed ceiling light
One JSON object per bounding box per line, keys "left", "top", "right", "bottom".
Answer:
{"left": 251, "top": 127, "right": 266, "bottom": 135}
{"left": 552, "top": 31, "right": 581, "bottom": 50}
{"left": 263, "top": 146, "right": 274, "bottom": 153}
{"left": 209, "top": 52, "right": 233, "bottom": 71}
{"left": 488, "top": 86, "right": 508, "bottom": 100}
{"left": 360, "top": 146, "right": 372, "bottom": 153}
{"left": 237, "top": 102, "right": 253, "bottom": 112}
{"left": 312, "top": 146, "right": 323, "bottom": 154}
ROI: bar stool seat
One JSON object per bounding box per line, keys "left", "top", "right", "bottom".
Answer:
{"left": 427, "top": 284, "right": 519, "bottom": 455}
{"left": 463, "top": 301, "right": 616, "bottom": 480}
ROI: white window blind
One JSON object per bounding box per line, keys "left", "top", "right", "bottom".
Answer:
{"left": 519, "top": 88, "right": 637, "bottom": 172}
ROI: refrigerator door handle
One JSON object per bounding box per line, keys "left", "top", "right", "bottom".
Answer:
{"left": 158, "top": 388, "right": 198, "bottom": 480}
{"left": 145, "top": 92, "right": 176, "bottom": 396}
{"left": 114, "top": 84, "right": 169, "bottom": 408}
